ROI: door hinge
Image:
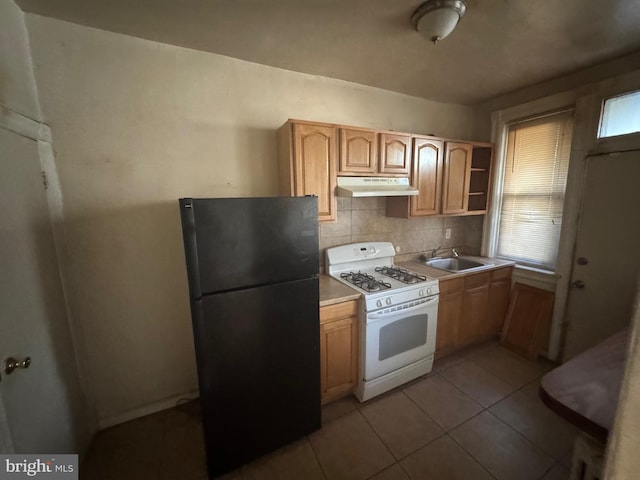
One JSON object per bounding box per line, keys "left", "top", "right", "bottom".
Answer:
{"left": 41, "top": 170, "right": 49, "bottom": 190}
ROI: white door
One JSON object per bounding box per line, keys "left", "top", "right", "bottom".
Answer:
{"left": 563, "top": 150, "right": 640, "bottom": 359}
{"left": 0, "top": 127, "right": 87, "bottom": 453}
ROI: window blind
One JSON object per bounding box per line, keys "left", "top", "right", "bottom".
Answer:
{"left": 496, "top": 110, "right": 574, "bottom": 270}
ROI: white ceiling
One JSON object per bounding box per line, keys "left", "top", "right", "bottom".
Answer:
{"left": 15, "top": 0, "right": 640, "bottom": 105}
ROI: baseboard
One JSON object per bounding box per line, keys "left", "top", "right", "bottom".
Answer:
{"left": 98, "top": 390, "right": 200, "bottom": 430}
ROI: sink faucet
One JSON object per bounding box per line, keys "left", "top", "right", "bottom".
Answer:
{"left": 429, "top": 246, "right": 461, "bottom": 259}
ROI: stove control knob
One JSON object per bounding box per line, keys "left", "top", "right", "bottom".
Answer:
{"left": 427, "top": 287, "right": 433, "bottom": 295}
{"left": 385, "top": 298, "right": 392, "bottom": 306}
{"left": 376, "top": 300, "right": 383, "bottom": 308}
{"left": 419, "top": 289, "right": 425, "bottom": 297}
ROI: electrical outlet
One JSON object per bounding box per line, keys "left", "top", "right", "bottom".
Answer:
{"left": 445, "top": 228, "right": 451, "bottom": 239}
{"left": 395, "top": 245, "right": 401, "bottom": 253}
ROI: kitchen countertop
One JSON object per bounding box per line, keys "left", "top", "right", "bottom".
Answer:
{"left": 319, "top": 274, "right": 361, "bottom": 307}
{"left": 318, "top": 257, "right": 515, "bottom": 307}
{"left": 398, "top": 256, "right": 516, "bottom": 281}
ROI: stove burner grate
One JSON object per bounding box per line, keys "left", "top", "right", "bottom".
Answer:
{"left": 375, "top": 266, "right": 427, "bottom": 285}
{"left": 340, "top": 271, "right": 392, "bottom": 292}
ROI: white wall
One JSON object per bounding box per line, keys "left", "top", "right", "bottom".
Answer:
{"left": 24, "top": 14, "right": 484, "bottom": 425}
{"left": 0, "top": 0, "right": 40, "bottom": 119}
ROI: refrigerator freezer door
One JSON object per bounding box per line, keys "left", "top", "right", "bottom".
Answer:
{"left": 180, "top": 196, "right": 318, "bottom": 298}
{"left": 192, "top": 277, "right": 320, "bottom": 477}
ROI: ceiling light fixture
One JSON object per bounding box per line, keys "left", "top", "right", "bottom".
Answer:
{"left": 411, "top": 0, "right": 467, "bottom": 44}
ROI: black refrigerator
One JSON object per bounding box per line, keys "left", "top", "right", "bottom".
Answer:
{"left": 179, "top": 196, "right": 320, "bottom": 478}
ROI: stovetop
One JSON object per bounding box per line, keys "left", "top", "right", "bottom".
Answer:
{"left": 339, "top": 266, "right": 430, "bottom": 293}
{"left": 340, "top": 271, "right": 392, "bottom": 293}
{"left": 326, "top": 242, "right": 439, "bottom": 311}
{"left": 375, "top": 266, "right": 428, "bottom": 285}
{"left": 334, "top": 266, "right": 436, "bottom": 295}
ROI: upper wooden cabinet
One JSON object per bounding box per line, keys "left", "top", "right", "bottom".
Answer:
{"left": 442, "top": 142, "right": 472, "bottom": 215}
{"left": 387, "top": 139, "right": 493, "bottom": 218}
{"left": 379, "top": 133, "right": 411, "bottom": 175}
{"left": 339, "top": 128, "right": 378, "bottom": 174}
{"left": 410, "top": 138, "right": 444, "bottom": 216}
{"left": 338, "top": 128, "right": 410, "bottom": 177}
{"left": 443, "top": 142, "right": 493, "bottom": 215}
{"left": 387, "top": 137, "right": 444, "bottom": 218}
{"left": 468, "top": 145, "right": 493, "bottom": 213}
{"left": 278, "top": 121, "right": 337, "bottom": 222}
{"left": 278, "top": 119, "right": 491, "bottom": 221}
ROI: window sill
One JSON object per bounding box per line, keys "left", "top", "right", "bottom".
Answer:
{"left": 512, "top": 264, "right": 559, "bottom": 292}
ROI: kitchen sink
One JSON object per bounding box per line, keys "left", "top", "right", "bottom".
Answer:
{"left": 425, "top": 257, "right": 493, "bottom": 272}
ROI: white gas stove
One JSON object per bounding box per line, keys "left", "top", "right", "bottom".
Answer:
{"left": 326, "top": 242, "right": 439, "bottom": 401}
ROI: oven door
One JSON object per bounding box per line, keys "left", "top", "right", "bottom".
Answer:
{"left": 363, "top": 296, "right": 438, "bottom": 381}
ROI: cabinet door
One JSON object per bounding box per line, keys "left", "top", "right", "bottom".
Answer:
{"left": 442, "top": 142, "right": 472, "bottom": 214}
{"left": 436, "top": 289, "right": 462, "bottom": 359}
{"left": 293, "top": 123, "right": 337, "bottom": 222}
{"left": 459, "top": 273, "right": 490, "bottom": 346}
{"left": 501, "top": 283, "right": 554, "bottom": 360}
{"left": 411, "top": 137, "right": 444, "bottom": 216}
{"left": 320, "top": 301, "right": 358, "bottom": 404}
{"left": 379, "top": 133, "right": 411, "bottom": 176}
{"left": 488, "top": 268, "right": 513, "bottom": 336}
{"left": 339, "top": 128, "right": 378, "bottom": 175}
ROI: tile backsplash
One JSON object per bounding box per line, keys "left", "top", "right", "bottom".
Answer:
{"left": 320, "top": 197, "right": 484, "bottom": 270}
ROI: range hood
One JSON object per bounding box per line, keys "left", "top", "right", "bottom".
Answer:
{"left": 336, "top": 177, "right": 419, "bottom": 197}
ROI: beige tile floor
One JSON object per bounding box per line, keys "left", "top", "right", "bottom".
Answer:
{"left": 82, "top": 341, "right": 578, "bottom": 479}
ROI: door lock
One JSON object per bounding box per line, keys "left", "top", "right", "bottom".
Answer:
{"left": 5, "top": 357, "right": 31, "bottom": 375}
{"left": 571, "top": 280, "right": 586, "bottom": 289}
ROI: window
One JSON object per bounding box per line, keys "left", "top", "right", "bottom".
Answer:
{"left": 599, "top": 90, "right": 640, "bottom": 138}
{"left": 496, "top": 110, "right": 574, "bottom": 270}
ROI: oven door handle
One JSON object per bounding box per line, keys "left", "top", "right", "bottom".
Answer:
{"left": 368, "top": 296, "right": 438, "bottom": 321}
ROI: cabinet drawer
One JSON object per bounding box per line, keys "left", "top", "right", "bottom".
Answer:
{"left": 491, "top": 266, "right": 513, "bottom": 281}
{"left": 320, "top": 300, "right": 358, "bottom": 324}
{"left": 464, "top": 272, "right": 490, "bottom": 289}
{"left": 439, "top": 277, "right": 463, "bottom": 294}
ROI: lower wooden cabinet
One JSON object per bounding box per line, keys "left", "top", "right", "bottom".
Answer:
{"left": 459, "top": 272, "right": 491, "bottom": 346}
{"left": 435, "top": 278, "right": 463, "bottom": 359}
{"left": 488, "top": 267, "right": 513, "bottom": 336}
{"left": 435, "top": 267, "right": 513, "bottom": 359}
{"left": 319, "top": 300, "right": 359, "bottom": 405}
{"left": 501, "top": 283, "right": 554, "bottom": 360}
